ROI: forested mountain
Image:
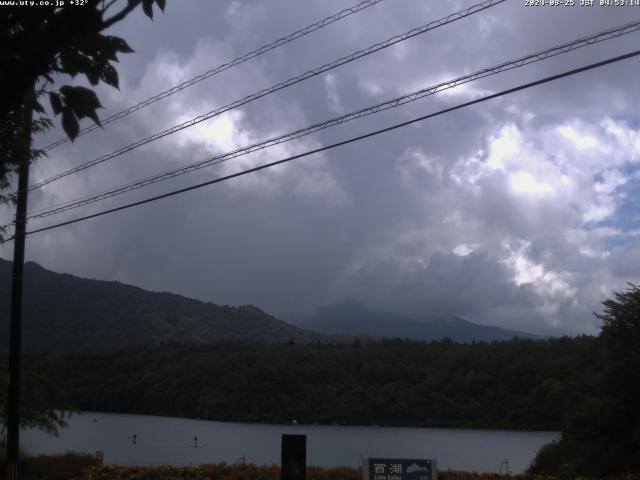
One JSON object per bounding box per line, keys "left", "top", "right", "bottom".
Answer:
{"left": 0, "top": 259, "right": 541, "bottom": 352}
{"left": 24, "top": 336, "right": 599, "bottom": 431}
{"left": 291, "top": 300, "right": 541, "bottom": 342}
{"left": 2, "top": 255, "right": 636, "bottom": 476}
{"left": 0, "top": 259, "right": 324, "bottom": 352}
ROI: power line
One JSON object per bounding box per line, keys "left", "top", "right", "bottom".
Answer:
{"left": 27, "top": 0, "right": 506, "bottom": 192}
{"left": 39, "top": 0, "right": 385, "bottom": 152}
{"left": 15, "top": 48, "right": 640, "bottom": 240}
{"left": 25, "top": 18, "right": 640, "bottom": 221}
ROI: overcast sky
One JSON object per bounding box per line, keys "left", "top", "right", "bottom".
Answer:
{"left": 2, "top": 0, "right": 640, "bottom": 335}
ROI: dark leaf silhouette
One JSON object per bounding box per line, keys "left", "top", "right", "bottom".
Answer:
{"left": 101, "top": 64, "right": 119, "bottom": 89}
{"left": 49, "top": 93, "right": 63, "bottom": 115}
{"left": 60, "top": 86, "right": 102, "bottom": 125}
{"left": 61, "top": 109, "right": 79, "bottom": 140}
{"left": 142, "top": 0, "right": 154, "bottom": 19}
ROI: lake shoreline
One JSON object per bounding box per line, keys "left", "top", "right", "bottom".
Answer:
{"left": 23, "top": 411, "right": 559, "bottom": 473}
{"left": 66, "top": 409, "right": 562, "bottom": 434}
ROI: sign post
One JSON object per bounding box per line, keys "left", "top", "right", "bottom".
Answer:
{"left": 281, "top": 434, "right": 306, "bottom": 480}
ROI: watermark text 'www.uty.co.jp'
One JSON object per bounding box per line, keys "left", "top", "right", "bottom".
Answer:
{"left": 0, "top": 1, "right": 87, "bottom": 7}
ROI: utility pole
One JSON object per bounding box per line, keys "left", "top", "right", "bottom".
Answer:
{"left": 5, "top": 92, "right": 33, "bottom": 480}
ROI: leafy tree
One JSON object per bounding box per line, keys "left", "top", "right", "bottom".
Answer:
{"left": 0, "top": 0, "right": 166, "bottom": 207}
{"left": 0, "top": 364, "right": 71, "bottom": 437}
{"left": 0, "top": 0, "right": 167, "bottom": 435}
{"left": 595, "top": 283, "right": 640, "bottom": 472}
{"left": 530, "top": 284, "right": 640, "bottom": 476}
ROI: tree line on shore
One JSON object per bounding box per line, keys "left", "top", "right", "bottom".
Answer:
{"left": 21, "top": 336, "right": 598, "bottom": 430}
{"left": 3, "top": 284, "right": 640, "bottom": 476}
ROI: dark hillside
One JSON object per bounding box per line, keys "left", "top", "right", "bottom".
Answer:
{"left": 0, "top": 259, "right": 323, "bottom": 352}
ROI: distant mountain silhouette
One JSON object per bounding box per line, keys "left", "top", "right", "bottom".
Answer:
{"left": 292, "top": 299, "right": 541, "bottom": 342}
{"left": 0, "top": 259, "right": 325, "bottom": 352}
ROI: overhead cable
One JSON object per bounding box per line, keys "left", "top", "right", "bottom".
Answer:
{"left": 14, "top": 48, "right": 639, "bottom": 240}
{"left": 26, "top": 18, "right": 640, "bottom": 221}
{"left": 39, "top": 0, "right": 386, "bottom": 152}
{"left": 28, "top": 0, "right": 506, "bottom": 192}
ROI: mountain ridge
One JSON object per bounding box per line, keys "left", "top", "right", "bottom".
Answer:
{"left": 0, "top": 259, "right": 542, "bottom": 352}
{"left": 290, "top": 299, "right": 542, "bottom": 342}
{"left": 0, "top": 258, "right": 325, "bottom": 352}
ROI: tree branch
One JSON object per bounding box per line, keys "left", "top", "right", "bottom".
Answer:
{"left": 101, "top": 0, "right": 120, "bottom": 14}
{"left": 101, "top": 0, "right": 143, "bottom": 30}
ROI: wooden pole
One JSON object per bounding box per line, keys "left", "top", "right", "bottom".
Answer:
{"left": 5, "top": 92, "right": 33, "bottom": 480}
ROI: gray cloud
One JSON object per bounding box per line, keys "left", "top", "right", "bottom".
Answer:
{"left": 3, "top": 0, "right": 640, "bottom": 336}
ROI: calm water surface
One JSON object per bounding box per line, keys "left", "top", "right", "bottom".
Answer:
{"left": 22, "top": 412, "right": 558, "bottom": 473}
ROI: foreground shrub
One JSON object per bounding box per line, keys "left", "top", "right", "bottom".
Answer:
{"left": 76, "top": 464, "right": 640, "bottom": 480}
{"left": 81, "top": 463, "right": 280, "bottom": 480}
{"left": 0, "top": 452, "right": 95, "bottom": 480}
{"left": 5, "top": 458, "right": 640, "bottom": 480}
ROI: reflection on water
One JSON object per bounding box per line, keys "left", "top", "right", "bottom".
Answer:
{"left": 22, "top": 412, "right": 558, "bottom": 473}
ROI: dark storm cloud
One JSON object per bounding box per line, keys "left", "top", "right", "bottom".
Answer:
{"left": 3, "top": 0, "right": 640, "bottom": 335}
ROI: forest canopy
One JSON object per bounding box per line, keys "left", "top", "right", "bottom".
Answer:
{"left": 22, "top": 336, "right": 599, "bottom": 431}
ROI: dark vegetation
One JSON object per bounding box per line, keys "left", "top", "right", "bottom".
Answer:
{"left": 1, "top": 0, "right": 166, "bottom": 212}
{"left": 2, "top": 0, "right": 167, "bottom": 471}
{"left": 1, "top": 267, "right": 639, "bottom": 477}
{"left": 10, "top": 285, "right": 640, "bottom": 477}
{"left": 11, "top": 457, "right": 636, "bottom": 480}
{"left": 528, "top": 284, "right": 640, "bottom": 477}
{"left": 0, "top": 259, "right": 325, "bottom": 352}
{"left": 21, "top": 336, "right": 598, "bottom": 430}
{"left": 0, "top": 449, "right": 95, "bottom": 480}
{"left": 0, "top": 367, "right": 71, "bottom": 436}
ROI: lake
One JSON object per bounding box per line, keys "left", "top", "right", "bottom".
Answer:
{"left": 22, "top": 412, "right": 558, "bottom": 474}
